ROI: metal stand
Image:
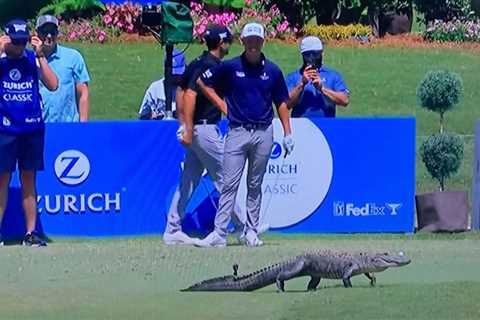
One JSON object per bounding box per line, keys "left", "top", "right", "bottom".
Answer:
{"left": 472, "top": 120, "right": 480, "bottom": 229}
{"left": 164, "top": 43, "right": 175, "bottom": 120}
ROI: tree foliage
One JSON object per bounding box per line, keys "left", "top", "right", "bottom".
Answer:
{"left": 420, "top": 133, "right": 464, "bottom": 191}
{"left": 413, "top": 0, "right": 473, "bottom": 25}
{"left": 416, "top": 70, "right": 463, "bottom": 120}
{"left": 38, "top": 0, "right": 105, "bottom": 21}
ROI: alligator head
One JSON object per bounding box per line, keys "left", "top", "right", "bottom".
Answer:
{"left": 358, "top": 251, "right": 411, "bottom": 273}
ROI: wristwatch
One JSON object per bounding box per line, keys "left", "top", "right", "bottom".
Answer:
{"left": 36, "top": 52, "right": 45, "bottom": 58}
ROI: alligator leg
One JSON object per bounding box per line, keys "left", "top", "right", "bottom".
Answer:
{"left": 307, "top": 276, "right": 321, "bottom": 291}
{"left": 364, "top": 273, "right": 376, "bottom": 287}
{"left": 232, "top": 264, "right": 239, "bottom": 276}
{"left": 342, "top": 264, "right": 356, "bottom": 288}
{"left": 276, "top": 260, "right": 305, "bottom": 293}
{"left": 342, "top": 278, "right": 353, "bottom": 288}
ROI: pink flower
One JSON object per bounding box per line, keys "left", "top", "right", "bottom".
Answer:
{"left": 68, "top": 31, "right": 78, "bottom": 40}
{"left": 103, "top": 15, "right": 113, "bottom": 25}
{"left": 98, "top": 31, "right": 106, "bottom": 43}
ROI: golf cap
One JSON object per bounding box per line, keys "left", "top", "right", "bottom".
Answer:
{"left": 300, "top": 36, "right": 323, "bottom": 53}
{"left": 241, "top": 23, "right": 264, "bottom": 39}
{"left": 204, "top": 24, "right": 233, "bottom": 46}
{"left": 5, "top": 19, "right": 30, "bottom": 42}
{"left": 36, "top": 15, "right": 59, "bottom": 29}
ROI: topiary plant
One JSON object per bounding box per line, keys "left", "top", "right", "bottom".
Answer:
{"left": 417, "top": 70, "right": 464, "bottom": 191}
{"left": 420, "top": 133, "right": 464, "bottom": 191}
{"left": 417, "top": 70, "right": 463, "bottom": 133}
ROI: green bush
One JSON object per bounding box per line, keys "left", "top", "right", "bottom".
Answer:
{"left": 420, "top": 133, "right": 464, "bottom": 191}
{"left": 416, "top": 70, "right": 463, "bottom": 132}
{"left": 38, "top": 0, "right": 105, "bottom": 21}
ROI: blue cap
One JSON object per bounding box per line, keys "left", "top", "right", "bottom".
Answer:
{"left": 5, "top": 19, "right": 30, "bottom": 42}
{"left": 171, "top": 48, "right": 185, "bottom": 75}
{"left": 204, "top": 24, "right": 233, "bottom": 46}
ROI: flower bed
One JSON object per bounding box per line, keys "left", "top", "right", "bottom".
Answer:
{"left": 424, "top": 19, "right": 480, "bottom": 42}
{"left": 303, "top": 24, "right": 372, "bottom": 41}
{"left": 56, "top": 0, "right": 296, "bottom": 43}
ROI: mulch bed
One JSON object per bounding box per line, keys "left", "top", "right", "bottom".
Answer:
{"left": 68, "top": 32, "right": 480, "bottom": 52}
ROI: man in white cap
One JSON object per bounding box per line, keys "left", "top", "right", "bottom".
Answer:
{"left": 36, "top": 15, "right": 91, "bottom": 122}
{"left": 286, "top": 36, "right": 349, "bottom": 118}
{"left": 194, "top": 22, "right": 293, "bottom": 247}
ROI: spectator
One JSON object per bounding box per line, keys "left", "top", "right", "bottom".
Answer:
{"left": 286, "top": 36, "right": 349, "bottom": 118}
{"left": 138, "top": 48, "right": 185, "bottom": 120}
{"left": 36, "top": 15, "right": 90, "bottom": 122}
{"left": 0, "top": 19, "right": 58, "bottom": 246}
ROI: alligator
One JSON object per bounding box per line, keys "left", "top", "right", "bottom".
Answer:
{"left": 182, "top": 250, "right": 411, "bottom": 292}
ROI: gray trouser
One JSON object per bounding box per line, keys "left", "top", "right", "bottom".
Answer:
{"left": 166, "top": 124, "right": 243, "bottom": 234}
{"left": 214, "top": 124, "right": 273, "bottom": 237}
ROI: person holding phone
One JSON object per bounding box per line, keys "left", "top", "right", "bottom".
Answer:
{"left": 36, "top": 15, "right": 90, "bottom": 122}
{"left": 286, "top": 36, "right": 350, "bottom": 118}
{"left": 0, "top": 19, "right": 58, "bottom": 246}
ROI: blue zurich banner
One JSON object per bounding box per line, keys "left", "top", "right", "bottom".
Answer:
{"left": 1, "top": 118, "right": 415, "bottom": 238}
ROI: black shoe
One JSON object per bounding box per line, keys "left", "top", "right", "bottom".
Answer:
{"left": 22, "top": 232, "right": 47, "bottom": 247}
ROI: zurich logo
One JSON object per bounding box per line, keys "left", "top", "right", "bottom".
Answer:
{"left": 54, "top": 150, "right": 91, "bottom": 186}
{"left": 270, "top": 142, "right": 282, "bottom": 159}
{"left": 9, "top": 69, "right": 21, "bottom": 81}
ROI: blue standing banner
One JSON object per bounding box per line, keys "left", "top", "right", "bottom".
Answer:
{"left": 1, "top": 118, "right": 415, "bottom": 238}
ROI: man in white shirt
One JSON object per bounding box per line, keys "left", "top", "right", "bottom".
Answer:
{"left": 138, "top": 48, "right": 185, "bottom": 120}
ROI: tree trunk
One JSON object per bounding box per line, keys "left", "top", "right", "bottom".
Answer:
{"left": 314, "top": 0, "right": 339, "bottom": 25}
{"left": 334, "top": 3, "right": 367, "bottom": 25}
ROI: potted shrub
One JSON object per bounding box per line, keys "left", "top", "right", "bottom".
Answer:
{"left": 415, "top": 70, "right": 469, "bottom": 232}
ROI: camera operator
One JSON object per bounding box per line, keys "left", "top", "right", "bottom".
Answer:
{"left": 286, "top": 36, "right": 350, "bottom": 118}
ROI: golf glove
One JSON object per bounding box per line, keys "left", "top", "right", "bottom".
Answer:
{"left": 176, "top": 125, "right": 185, "bottom": 142}
{"left": 282, "top": 134, "right": 294, "bottom": 156}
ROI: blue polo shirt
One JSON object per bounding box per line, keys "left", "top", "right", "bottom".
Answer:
{"left": 286, "top": 66, "right": 349, "bottom": 118}
{"left": 201, "top": 53, "right": 289, "bottom": 125}
{"left": 40, "top": 44, "right": 90, "bottom": 122}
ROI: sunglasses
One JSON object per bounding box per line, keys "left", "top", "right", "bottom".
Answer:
{"left": 38, "top": 25, "right": 59, "bottom": 38}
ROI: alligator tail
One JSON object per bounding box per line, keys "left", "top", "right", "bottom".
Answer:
{"left": 182, "top": 262, "right": 286, "bottom": 292}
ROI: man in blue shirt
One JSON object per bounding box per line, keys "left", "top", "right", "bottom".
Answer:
{"left": 286, "top": 36, "right": 349, "bottom": 118}
{"left": 0, "top": 19, "right": 58, "bottom": 246}
{"left": 36, "top": 15, "right": 90, "bottom": 122}
{"left": 195, "top": 23, "right": 293, "bottom": 248}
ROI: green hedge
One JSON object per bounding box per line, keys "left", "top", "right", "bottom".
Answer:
{"left": 0, "top": 0, "right": 52, "bottom": 26}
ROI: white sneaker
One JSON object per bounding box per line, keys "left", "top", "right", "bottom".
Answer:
{"left": 244, "top": 230, "right": 264, "bottom": 247}
{"left": 163, "top": 231, "right": 196, "bottom": 245}
{"left": 194, "top": 231, "right": 227, "bottom": 248}
{"left": 235, "top": 224, "right": 269, "bottom": 244}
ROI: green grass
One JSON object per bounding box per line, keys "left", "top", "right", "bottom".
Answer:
{"left": 1, "top": 234, "right": 480, "bottom": 319}
{"left": 74, "top": 42, "right": 479, "bottom": 194}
